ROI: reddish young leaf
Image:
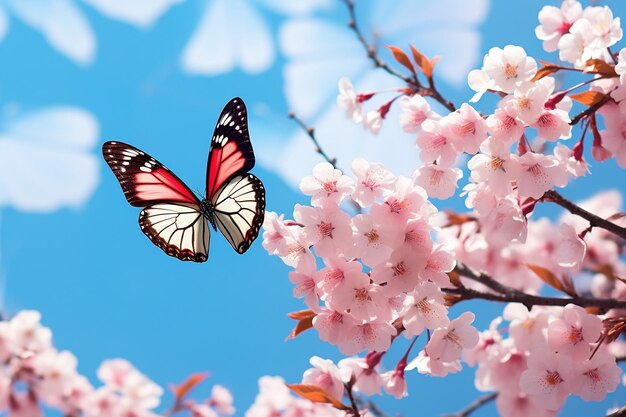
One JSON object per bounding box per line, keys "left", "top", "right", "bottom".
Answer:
{"left": 533, "top": 61, "right": 562, "bottom": 81}
{"left": 584, "top": 59, "right": 618, "bottom": 77}
{"left": 527, "top": 264, "right": 565, "bottom": 293}
{"left": 286, "top": 384, "right": 350, "bottom": 410}
{"left": 386, "top": 45, "right": 416, "bottom": 76}
{"left": 410, "top": 44, "right": 433, "bottom": 79}
{"left": 170, "top": 372, "right": 209, "bottom": 405}
{"left": 287, "top": 309, "right": 316, "bottom": 340}
{"left": 287, "top": 309, "right": 316, "bottom": 320}
{"left": 560, "top": 275, "right": 578, "bottom": 298}
{"left": 570, "top": 91, "right": 609, "bottom": 106}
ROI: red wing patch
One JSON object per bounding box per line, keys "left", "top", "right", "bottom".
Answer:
{"left": 206, "top": 97, "right": 255, "bottom": 198}
{"left": 103, "top": 141, "right": 199, "bottom": 207}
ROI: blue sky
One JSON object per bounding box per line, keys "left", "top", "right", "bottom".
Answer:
{"left": 0, "top": 1, "right": 624, "bottom": 416}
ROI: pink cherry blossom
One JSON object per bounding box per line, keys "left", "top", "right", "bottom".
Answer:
{"left": 496, "top": 391, "right": 557, "bottom": 417}
{"left": 312, "top": 308, "right": 357, "bottom": 346}
{"left": 616, "top": 48, "right": 626, "bottom": 85}
{"left": 399, "top": 94, "right": 439, "bottom": 133}
{"left": 553, "top": 143, "right": 588, "bottom": 178}
{"left": 444, "top": 103, "right": 487, "bottom": 154}
{"left": 299, "top": 162, "right": 354, "bottom": 207}
{"left": 555, "top": 222, "right": 586, "bottom": 269}
{"left": 599, "top": 103, "right": 626, "bottom": 168}
{"left": 406, "top": 349, "right": 462, "bottom": 377}
{"left": 330, "top": 269, "right": 385, "bottom": 322}
{"left": 420, "top": 247, "right": 455, "bottom": 287}
{"left": 519, "top": 349, "right": 573, "bottom": 410}
{"left": 209, "top": 385, "right": 235, "bottom": 415}
{"left": 468, "top": 138, "right": 516, "bottom": 196}
{"left": 506, "top": 152, "right": 568, "bottom": 199}
{"left": 504, "top": 304, "right": 551, "bottom": 351}
{"left": 479, "top": 195, "right": 528, "bottom": 246}
{"left": 482, "top": 45, "right": 538, "bottom": 93}
{"left": 486, "top": 107, "right": 525, "bottom": 145}
{"left": 467, "top": 69, "right": 495, "bottom": 103}
{"left": 382, "top": 369, "right": 406, "bottom": 399}
{"left": 370, "top": 177, "right": 432, "bottom": 225}
{"left": 583, "top": 6, "right": 623, "bottom": 51}
{"left": 558, "top": 18, "right": 595, "bottom": 66}
{"left": 501, "top": 82, "right": 550, "bottom": 125}
{"left": 351, "top": 214, "right": 403, "bottom": 268}
{"left": 289, "top": 266, "right": 319, "bottom": 310}
{"left": 415, "top": 119, "right": 459, "bottom": 167}
{"left": 547, "top": 304, "right": 601, "bottom": 360}
{"left": 351, "top": 158, "right": 395, "bottom": 207}
{"left": 402, "top": 282, "right": 450, "bottom": 337}
{"left": 571, "top": 349, "right": 622, "bottom": 401}
{"left": 337, "top": 357, "right": 383, "bottom": 396}
{"left": 370, "top": 246, "right": 427, "bottom": 296}
{"left": 337, "top": 77, "right": 363, "bottom": 123}
{"left": 413, "top": 164, "right": 462, "bottom": 200}
{"left": 316, "top": 257, "right": 363, "bottom": 297}
{"left": 426, "top": 312, "right": 479, "bottom": 363}
{"left": 535, "top": 0, "right": 583, "bottom": 52}
{"left": 8, "top": 310, "right": 52, "bottom": 355}
{"left": 462, "top": 316, "right": 502, "bottom": 366}
{"left": 302, "top": 357, "right": 344, "bottom": 401}
{"left": 294, "top": 205, "right": 353, "bottom": 259}
{"left": 363, "top": 110, "right": 383, "bottom": 135}
{"left": 341, "top": 321, "right": 397, "bottom": 355}
{"left": 532, "top": 109, "right": 571, "bottom": 141}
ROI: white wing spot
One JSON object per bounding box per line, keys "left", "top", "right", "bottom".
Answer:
{"left": 139, "top": 166, "right": 152, "bottom": 173}
{"left": 122, "top": 161, "right": 130, "bottom": 166}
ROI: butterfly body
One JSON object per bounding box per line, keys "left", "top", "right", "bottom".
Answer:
{"left": 103, "top": 98, "right": 265, "bottom": 263}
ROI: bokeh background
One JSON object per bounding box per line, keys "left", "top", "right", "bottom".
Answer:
{"left": 0, "top": 0, "right": 624, "bottom": 416}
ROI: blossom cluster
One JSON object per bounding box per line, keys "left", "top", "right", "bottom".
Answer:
{"left": 0, "top": 310, "right": 234, "bottom": 417}
{"left": 465, "top": 303, "right": 622, "bottom": 417}
{"left": 263, "top": 160, "right": 480, "bottom": 393}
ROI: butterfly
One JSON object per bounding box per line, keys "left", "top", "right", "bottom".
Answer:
{"left": 102, "top": 97, "right": 265, "bottom": 262}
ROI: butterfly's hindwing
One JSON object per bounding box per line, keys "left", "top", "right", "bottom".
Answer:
{"left": 139, "top": 203, "right": 210, "bottom": 262}
{"left": 211, "top": 173, "right": 265, "bottom": 254}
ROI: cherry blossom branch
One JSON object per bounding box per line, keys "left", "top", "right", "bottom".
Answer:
{"left": 354, "top": 396, "right": 391, "bottom": 417}
{"left": 341, "top": 0, "right": 456, "bottom": 112}
{"left": 542, "top": 190, "right": 626, "bottom": 240}
{"left": 569, "top": 94, "right": 612, "bottom": 125}
{"left": 343, "top": 382, "right": 360, "bottom": 416}
{"left": 288, "top": 112, "right": 339, "bottom": 170}
{"left": 442, "top": 392, "right": 498, "bottom": 417}
{"left": 341, "top": 0, "right": 415, "bottom": 86}
{"left": 451, "top": 264, "right": 626, "bottom": 310}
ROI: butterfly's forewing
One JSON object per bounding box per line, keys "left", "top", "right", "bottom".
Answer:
{"left": 103, "top": 141, "right": 210, "bottom": 262}
{"left": 103, "top": 141, "right": 199, "bottom": 207}
{"left": 205, "top": 98, "right": 255, "bottom": 199}
{"left": 211, "top": 173, "right": 265, "bottom": 254}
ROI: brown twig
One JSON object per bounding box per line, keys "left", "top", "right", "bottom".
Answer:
{"left": 355, "top": 396, "right": 391, "bottom": 417}
{"left": 344, "top": 383, "right": 360, "bottom": 416}
{"left": 288, "top": 112, "right": 339, "bottom": 170}
{"left": 451, "top": 264, "right": 626, "bottom": 310}
{"left": 342, "top": 0, "right": 416, "bottom": 86}
{"left": 443, "top": 392, "right": 498, "bottom": 417}
{"left": 341, "top": 0, "right": 456, "bottom": 112}
{"left": 542, "top": 190, "right": 626, "bottom": 240}
{"left": 569, "top": 94, "right": 612, "bottom": 125}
